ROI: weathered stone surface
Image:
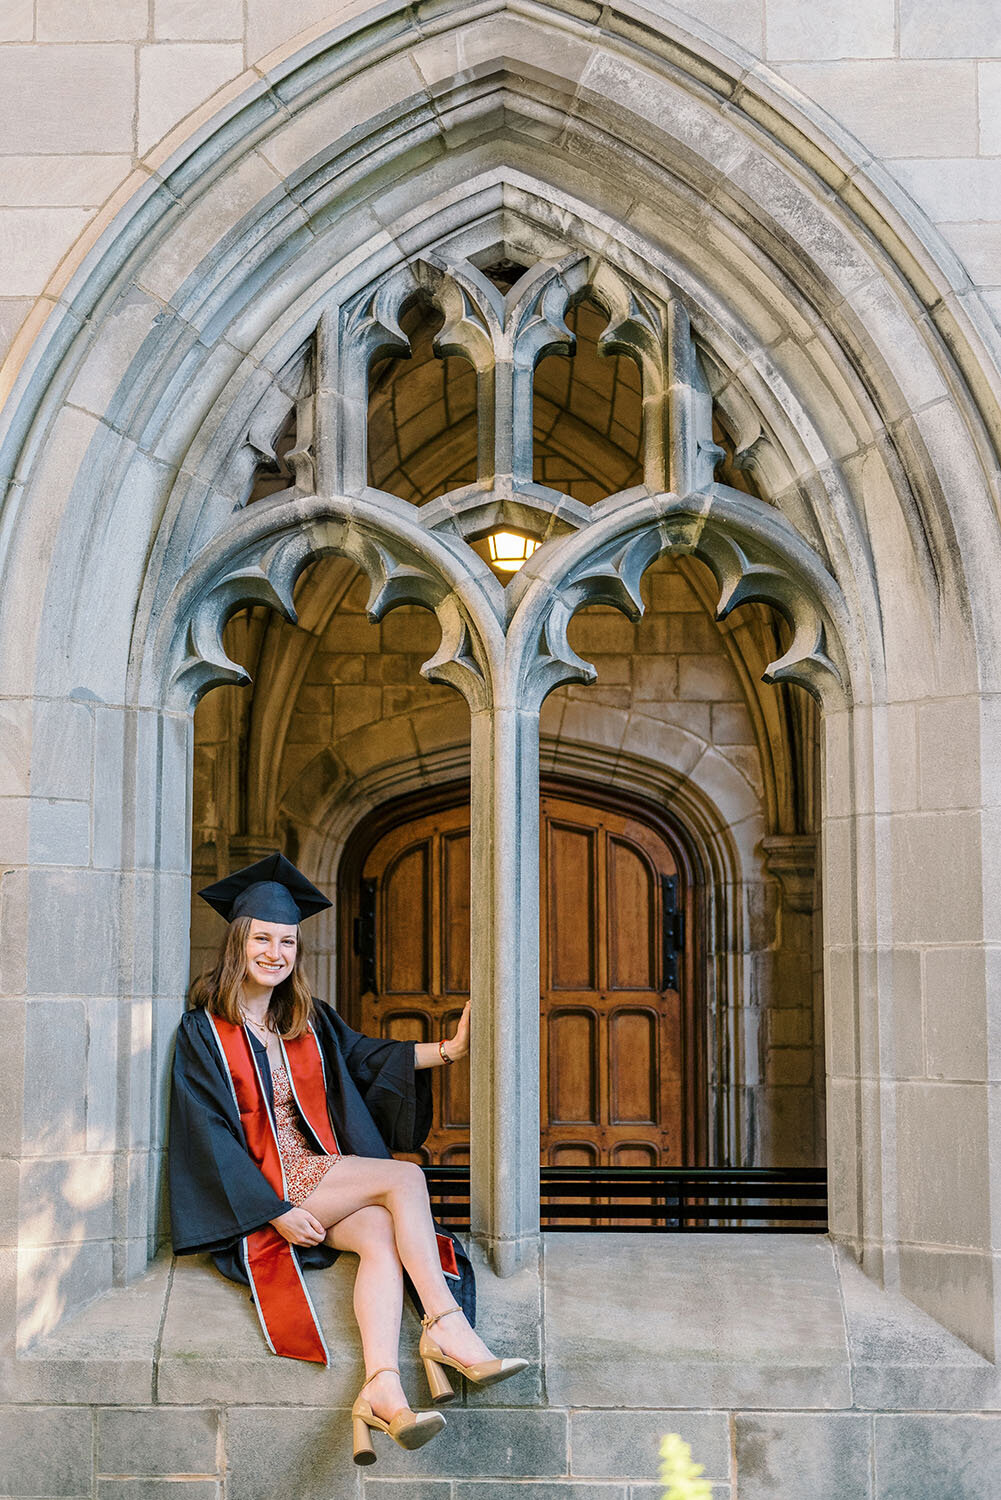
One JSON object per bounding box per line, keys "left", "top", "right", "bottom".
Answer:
{"left": 900, "top": 0, "right": 1001, "bottom": 57}
{"left": 0, "top": 1406, "right": 93, "bottom": 1495}
{"left": 766, "top": 0, "right": 895, "bottom": 58}
{"left": 155, "top": 0, "right": 244, "bottom": 41}
{"left": 360, "top": 1409, "right": 568, "bottom": 1480}
{"left": 873, "top": 1414, "right": 1001, "bottom": 1498}
{"left": 137, "top": 41, "right": 244, "bottom": 155}
{"left": 0, "top": 45, "right": 134, "bottom": 153}
{"left": 735, "top": 1412, "right": 873, "bottom": 1499}
{"left": 778, "top": 60, "right": 977, "bottom": 158}
{"left": 98, "top": 1485, "right": 220, "bottom": 1500}
{"left": 545, "top": 1235, "right": 851, "bottom": 1410}
{"left": 569, "top": 1410, "right": 730, "bottom": 1482}
{"left": 98, "top": 1407, "right": 218, "bottom": 1477}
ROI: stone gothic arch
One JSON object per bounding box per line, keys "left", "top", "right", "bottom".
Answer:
{"left": 2, "top": 0, "right": 1000, "bottom": 1359}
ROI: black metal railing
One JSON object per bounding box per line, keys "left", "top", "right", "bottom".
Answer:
{"left": 424, "top": 1164, "right": 827, "bottom": 1233}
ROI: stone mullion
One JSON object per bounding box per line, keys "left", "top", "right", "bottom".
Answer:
{"left": 467, "top": 699, "right": 542, "bottom": 1276}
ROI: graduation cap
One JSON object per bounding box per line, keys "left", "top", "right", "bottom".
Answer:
{"left": 197, "top": 851, "right": 332, "bottom": 925}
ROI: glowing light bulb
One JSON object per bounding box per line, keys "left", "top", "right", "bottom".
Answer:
{"left": 486, "top": 531, "right": 540, "bottom": 572}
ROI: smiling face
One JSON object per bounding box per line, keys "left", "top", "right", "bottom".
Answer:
{"left": 243, "top": 919, "right": 299, "bottom": 991}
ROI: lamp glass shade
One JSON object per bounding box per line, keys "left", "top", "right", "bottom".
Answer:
{"left": 486, "top": 530, "right": 540, "bottom": 572}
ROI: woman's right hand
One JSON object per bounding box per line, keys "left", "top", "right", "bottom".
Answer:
{"left": 270, "top": 1206, "right": 326, "bottom": 1245}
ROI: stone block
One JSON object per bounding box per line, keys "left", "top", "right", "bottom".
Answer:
{"left": 901, "top": 0, "right": 1001, "bottom": 57}
{"left": 27, "top": 869, "right": 121, "bottom": 996}
{"left": 896, "top": 1082, "right": 989, "bottom": 1248}
{"left": 0, "top": 296, "right": 33, "bottom": 362}
{"left": 99, "top": 1485, "right": 220, "bottom": 1500}
{"left": 631, "top": 657, "right": 678, "bottom": 702}
{"left": 0, "top": 154, "right": 131, "bottom": 208}
{"left": 979, "top": 62, "right": 1001, "bottom": 156}
{"left": 766, "top": 0, "right": 894, "bottom": 58}
{"left": 226, "top": 1405, "right": 393, "bottom": 1498}
{"left": 735, "top": 1412, "right": 872, "bottom": 1498}
{"left": 924, "top": 947, "right": 987, "bottom": 1081}
{"left": 711, "top": 703, "right": 754, "bottom": 745}
{"left": 332, "top": 685, "right": 384, "bottom": 737}
{"left": 98, "top": 1407, "right": 218, "bottom": 1476}
{"left": 918, "top": 698, "right": 980, "bottom": 810}
{"left": 364, "top": 1485, "right": 450, "bottom": 1499}
{"left": 0, "top": 1160, "right": 17, "bottom": 1249}
{"left": 570, "top": 1410, "right": 730, "bottom": 1481}
{"left": 545, "top": 1234, "right": 850, "bottom": 1410}
{"left": 37, "top": 0, "right": 149, "bottom": 40}
{"left": 155, "top": 0, "right": 244, "bottom": 40}
{"left": 892, "top": 158, "right": 1001, "bottom": 226}
{"left": 0, "top": 1406, "right": 93, "bottom": 1495}
{"left": 29, "top": 798, "right": 91, "bottom": 866}
{"left": 677, "top": 654, "right": 739, "bottom": 702}
{"left": 30, "top": 698, "right": 93, "bottom": 800}
{"left": 874, "top": 1414, "right": 1001, "bottom": 1497}
{"left": 137, "top": 42, "right": 245, "bottom": 156}
{"left": 0, "top": 206, "right": 95, "bottom": 298}
{"left": 246, "top": 0, "right": 344, "bottom": 61}
{"left": 23, "top": 997, "right": 88, "bottom": 1154}
{"left": 0, "top": 45, "right": 135, "bottom": 153}
{"left": 631, "top": 1490, "right": 730, "bottom": 1500}
{"left": 0, "top": 0, "right": 32, "bottom": 39}
{"left": 897, "top": 1243, "right": 995, "bottom": 1361}
{"left": 567, "top": 612, "right": 637, "bottom": 656}
{"left": 777, "top": 60, "right": 977, "bottom": 158}
{"left": 21, "top": 1152, "right": 115, "bottom": 1241}
{"left": 890, "top": 812, "right": 983, "bottom": 945}
{"left": 361, "top": 1409, "right": 568, "bottom": 1480}
{"left": 455, "top": 1487, "right": 627, "bottom": 1500}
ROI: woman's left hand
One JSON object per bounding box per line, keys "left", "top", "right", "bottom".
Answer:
{"left": 447, "top": 1000, "right": 470, "bottom": 1060}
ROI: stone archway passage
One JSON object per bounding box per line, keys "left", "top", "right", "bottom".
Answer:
{"left": 341, "top": 780, "right": 699, "bottom": 1179}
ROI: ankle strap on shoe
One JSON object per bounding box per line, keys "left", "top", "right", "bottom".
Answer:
{"left": 421, "top": 1304, "right": 461, "bottom": 1330}
{"left": 362, "top": 1366, "right": 399, "bottom": 1385}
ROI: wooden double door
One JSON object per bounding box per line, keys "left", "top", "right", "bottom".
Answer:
{"left": 344, "top": 785, "right": 694, "bottom": 1168}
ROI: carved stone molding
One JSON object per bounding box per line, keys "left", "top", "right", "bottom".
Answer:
{"left": 761, "top": 834, "right": 818, "bottom": 912}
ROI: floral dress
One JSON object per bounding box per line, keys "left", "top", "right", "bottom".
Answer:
{"left": 271, "top": 1060, "right": 342, "bottom": 1204}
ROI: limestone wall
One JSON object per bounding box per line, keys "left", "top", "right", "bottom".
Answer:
{"left": 2, "top": 0, "right": 1001, "bottom": 360}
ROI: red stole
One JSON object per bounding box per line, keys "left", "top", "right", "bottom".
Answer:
{"left": 205, "top": 1014, "right": 460, "bottom": 1362}
{"left": 207, "top": 1015, "right": 337, "bottom": 1364}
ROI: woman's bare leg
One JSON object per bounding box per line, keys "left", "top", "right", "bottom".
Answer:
{"left": 327, "top": 1205, "right": 408, "bottom": 1423}
{"left": 301, "top": 1156, "right": 492, "bottom": 1366}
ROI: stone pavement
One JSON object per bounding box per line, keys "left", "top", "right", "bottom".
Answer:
{"left": 2, "top": 1234, "right": 1000, "bottom": 1497}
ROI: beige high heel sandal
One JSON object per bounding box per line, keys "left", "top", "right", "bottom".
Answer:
{"left": 419, "top": 1306, "right": 531, "bottom": 1405}
{"left": 350, "top": 1365, "right": 446, "bottom": 1465}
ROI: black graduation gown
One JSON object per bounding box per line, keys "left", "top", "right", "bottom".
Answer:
{"left": 168, "top": 1001, "right": 474, "bottom": 1322}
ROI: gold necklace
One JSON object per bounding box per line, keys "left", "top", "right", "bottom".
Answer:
{"left": 241, "top": 1010, "right": 273, "bottom": 1036}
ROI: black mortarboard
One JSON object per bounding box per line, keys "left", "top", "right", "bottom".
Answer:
{"left": 197, "top": 852, "right": 332, "bottom": 925}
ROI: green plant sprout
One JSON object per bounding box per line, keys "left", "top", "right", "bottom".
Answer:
{"left": 660, "top": 1433, "right": 714, "bottom": 1499}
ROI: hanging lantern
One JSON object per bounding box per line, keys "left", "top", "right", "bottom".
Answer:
{"left": 486, "top": 530, "right": 540, "bottom": 572}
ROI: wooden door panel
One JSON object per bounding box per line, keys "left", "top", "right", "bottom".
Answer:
{"left": 607, "top": 838, "right": 656, "bottom": 990}
{"left": 354, "top": 787, "right": 691, "bottom": 1170}
{"left": 547, "top": 821, "right": 597, "bottom": 990}
{"left": 547, "top": 1006, "right": 599, "bottom": 1124}
{"left": 442, "top": 831, "right": 470, "bottom": 994}
{"left": 382, "top": 842, "right": 430, "bottom": 994}
{"left": 608, "top": 1007, "right": 658, "bottom": 1124}
{"left": 381, "top": 1010, "right": 430, "bottom": 1044}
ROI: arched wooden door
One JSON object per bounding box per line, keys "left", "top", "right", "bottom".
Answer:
{"left": 344, "top": 784, "right": 695, "bottom": 1167}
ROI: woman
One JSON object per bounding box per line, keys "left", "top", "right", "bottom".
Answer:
{"left": 169, "top": 852, "right": 528, "bottom": 1465}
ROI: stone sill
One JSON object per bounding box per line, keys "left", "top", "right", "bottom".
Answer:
{"left": 3, "top": 1236, "right": 998, "bottom": 1413}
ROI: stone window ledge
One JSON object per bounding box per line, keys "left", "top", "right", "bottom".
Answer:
{"left": 3, "top": 1238, "right": 998, "bottom": 1413}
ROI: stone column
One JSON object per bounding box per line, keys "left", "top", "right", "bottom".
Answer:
{"left": 467, "top": 698, "right": 541, "bottom": 1276}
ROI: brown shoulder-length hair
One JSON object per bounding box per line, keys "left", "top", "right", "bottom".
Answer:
{"left": 188, "top": 915, "right": 314, "bottom": 1038}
